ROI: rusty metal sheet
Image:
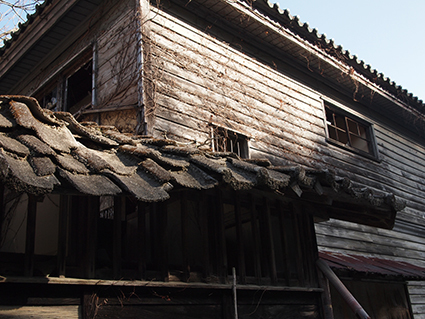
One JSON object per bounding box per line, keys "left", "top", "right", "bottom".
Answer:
{"left": 319, "top": 251, "right": 425, "bottom": 279}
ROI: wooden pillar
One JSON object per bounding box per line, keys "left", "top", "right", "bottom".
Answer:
{"left": 262, "top": 197, "right": 277, "bottom": 284}
{"left": 277, "top": 200, "right": 291, "bottom": 286}
{"left": 113, "top": 196, "right": 123, "bottom": 279}
{"left": 234, "top": 193, "right": 246, "bottom": 284}
{"left": 158, "top": 202, "right": 168, "bottom": 282}
{"left": 0, "top": 184, "right": 4, "bottom": 246}
{"left": 57, "top": 195, "right": 70, "bottom": 277}
{"left": 25, "top": 194, "right": 37, "bottom": 277}
{"left": 137, "top": 201, "right": 147, "bottom": 280}
{"left": 215, "top": 189, "right": 227, "bottom": 283}
{"left": 292, "top": 202, "right": 306, "bottom": 286}
{"left": 200, "top": 192, "right": 210, "bottom": 280}
{"left": 180, "top": 191, "right": 190, "bottom": 282}
{"left": 84, "top": 196, "right": 99, "bottom": 279}
{"left": 249, "top": 197, "right": 262, "bottom": 284}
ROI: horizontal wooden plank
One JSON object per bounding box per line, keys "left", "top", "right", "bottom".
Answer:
{"left": 0, "top": 306, "right": 79, "bottom": 318}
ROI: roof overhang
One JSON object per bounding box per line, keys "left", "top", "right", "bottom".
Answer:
{"left": 0, "top": 95, "right": 405, "bottom": 229}
{"left": 0, "top": 0, "right": 103, "bottom": 94}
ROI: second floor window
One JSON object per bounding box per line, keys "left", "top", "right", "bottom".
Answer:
{"left": 34, "top": 48, "right": 93, "bottom": 116}
{"left": 325, "top": 103, "right": 378, "bottom": 159}
{"left": 211, "top": 126, "right": 249, "bottom": 158}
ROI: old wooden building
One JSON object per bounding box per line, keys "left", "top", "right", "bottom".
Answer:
{"left": 0, "top": 0, "right": 425, "bottom": 318}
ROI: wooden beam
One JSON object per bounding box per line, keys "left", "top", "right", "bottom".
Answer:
{"left": 25, "top": 194, "right": 37, "bottom": 277}
{"left": 200, "top": 192, "right": 211, "bottom": 280}
{"left": 234, "top": 193, "right": 246, "bottom": 284}
{"left": 84, "top": 196, "right": 99, "bottom": 279}
{"left": 57, "top": 195, "right": 70, "bottom": 277}
{"left": 113, "top": 196, "right": 123, "bottom": 279}
{"left": 262, "top": 197, "right": 277, "bottom": 284}
{"left": 137, "top": 201, "right": 147, "bottom": 280}
{"left": 0, "top": 184, "right": 4, "bottom": 247}
{"left": 215, "top": 189, "right": 227, "bottom": 284}
{"left": 180, "top": 191, "right": 190, "bottom": 282}
{"left": 292, "top": 202, "right": 306, "bottom": 287}
{"left": 158, "top": 202, "right": 169, "bottom": 282}
{"left": 249, "top": 197, "right": 262, "bottom": 284}
{"left": 277, "top": 200, "right": 290, "bottom": 286}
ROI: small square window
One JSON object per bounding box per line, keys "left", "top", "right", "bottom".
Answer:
{"left": 325, "top": 104, "right": 378, "bottom": 159}
{"left": 211, "top": 126, "right": 249, "bottom": 158}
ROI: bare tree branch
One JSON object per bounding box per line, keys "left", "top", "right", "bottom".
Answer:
{"left": 0, "top": 0, "right": 44, "bottom": 43}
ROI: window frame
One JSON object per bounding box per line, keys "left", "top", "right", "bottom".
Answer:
{"left": 33, "top": 47, "right": 95, "bottom": 116}
{"left": 210, "top": 126, "right": 250, "bottom": 159}
{"left": 324, "top": 102, "right": 380, "bottom": 161}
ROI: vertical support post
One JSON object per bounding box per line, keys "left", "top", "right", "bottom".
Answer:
{"left": 249, "top": 197, "right": 262, "bottom": 284}
{"left": 292, "top": 202, "right": 306, "bottom": 286}
{"left": 262, "top": 197, "right": 277, "bottom": 284}
{"left": 215, "top": 189, "right": 227, "bottom": 283}
{"left": 277, "top": 200, "right": 291, "bottom": 286}
{"left": 25, "top": 194, "right": 37, "bottom": 277}
{"left": 137, "top": 201, "right": 147, "bottom": 280}
{"left": 234, "top": 193, "right": 246, "bottom": 284}
{"left": 180, "top": 191, "right": 190, "bottom": 282}
{"left": 232, "top": 267, "right": 238, "bottom": 319}
{"left": 85, "top": 196, "right": 99, "bottom": 279}
{"left": 0, "top": 184, "right": 4, "bottom": 246}
{"left": 200, "top": 192, "right": 210, "bottom": 280}
{"left": 113, "top": 196, "right": 123, "bottom": 279}
{"left": 158, "top": 202, "right": 168, "bottom": 282}
{"left": 57, "top": 195, "right": 70, "bottom": 277}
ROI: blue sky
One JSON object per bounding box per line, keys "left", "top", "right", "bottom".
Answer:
{"left": 278, "top": 0, "right": 425, "bottom": 101}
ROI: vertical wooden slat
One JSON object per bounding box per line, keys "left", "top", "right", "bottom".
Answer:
{"left": 158, "top": 201, "right": 169, "bottom": 282}
{"left": 215, "top": 189, "right": 227, "bottom": 283}
{"left": 180, "top": 191, "right": 190, "bottom": 282}
{"left": 85, "top": 196, "right": 99, "bottom": 279}
{"left": 25, "top": 194, "right": 37, "bottom": 277}
{"left": 57, "top": 195, "right": 70, "bottom": 277}
{"left": 277, "top": 200, "right": 291, "bottom": 286}
{"left": 137, "top": 201, "right": 147, "bottom": 280}
{"left": 200, "top": 192, "right": 210, "bottom": 280}
{"left": 249, "top": 196, "right": 262, "bottom": 284}
{"left": 234, "top": 193, "right": 246, "bottom": 284}
{"left": 262, "top": 197, "right": 277, "bottom": 284}
{"left": 292, "top": 202, "right": 306, "bottom": 286}
{"left": 0, "top": 184, "right": 4, "bottom": 246}
{"left": 305, "top": 210, "right": 320, "bottom": 287}
{"left": 113, "top": 196, "right": 123, "bottom": 279}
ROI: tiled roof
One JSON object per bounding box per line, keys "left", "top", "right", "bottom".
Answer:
{"left": 320, "top": 251, "right": 425, "bottom": 280}
{"left": 0, "top": 96, "right": 404, "bottom": 229}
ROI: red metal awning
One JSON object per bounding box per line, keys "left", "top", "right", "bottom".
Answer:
{"left": 319, "top": 251, "right": 425, "bottom": 280}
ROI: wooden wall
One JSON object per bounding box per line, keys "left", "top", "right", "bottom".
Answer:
{"left": 146, "top": 2, "right": 425, "bottom": 315}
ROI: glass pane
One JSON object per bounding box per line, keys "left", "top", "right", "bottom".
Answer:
{"left": 337, "top": 129, "right": 349, "bottom": 144}
{"left": 358, "top": 124, "right": 368, "bottom": 139}
{"left": 328, "top": 126, "right": 337, "bottom": 140}
{"left": 347, "top": 119, "right": 359, "bottom": 134}
{"left": 334, "top": 114, "right": 346, "bottom": 130}
{"left": 326, "top": 109, "right": 335, "bottom": 125}
{"left": 350, "top": 135, "right": 370, "bottom": 153}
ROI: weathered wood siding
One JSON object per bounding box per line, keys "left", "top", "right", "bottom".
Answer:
{"left": 147, "top": 3, "right": 425, "bottom": 314}
{"left": 409, "top": 282, "right": 425, "bottom": 319}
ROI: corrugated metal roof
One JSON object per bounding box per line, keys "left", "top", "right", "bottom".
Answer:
{"left": 319, "top": 251, "right": 425, "bottom": 280}
{"left": 0, "top": 95, "right": 405, "bottom": 229}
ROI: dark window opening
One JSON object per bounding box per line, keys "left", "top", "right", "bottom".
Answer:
{"left": 33, "top": 48, "right": 93, "bottom": 115}
{"left": 65, "top": 60, "right": 93, "bottom": 114}
{"left": 212, "top": 126, "right": 249, "bottom": 158}
{"left": 325, "top": 104, "right": 377, "bottom": 158}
